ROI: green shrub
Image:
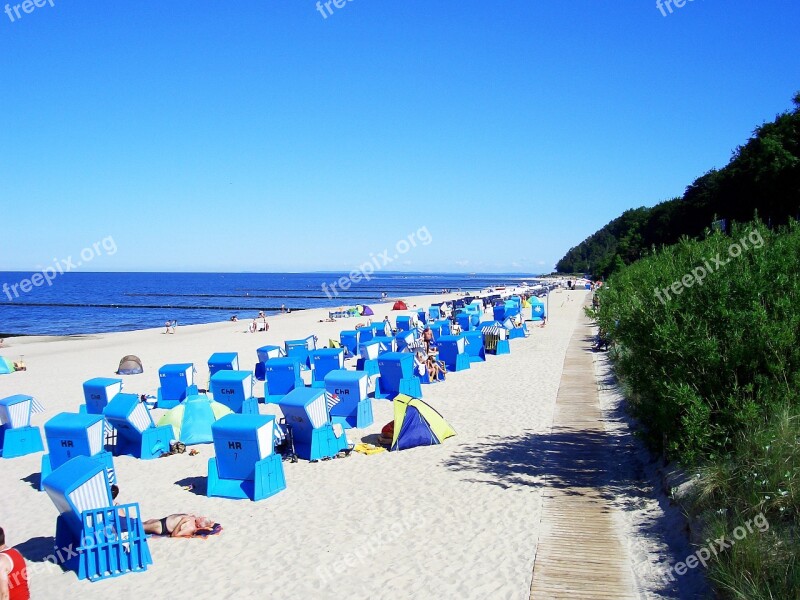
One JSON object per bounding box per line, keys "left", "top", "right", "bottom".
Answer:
{"left": 595, "top": 220, "right": 800, "bottom": 464}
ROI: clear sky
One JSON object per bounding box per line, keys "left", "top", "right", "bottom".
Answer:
{"left": 1, "top": 0, "right": 798, "bottom": 274}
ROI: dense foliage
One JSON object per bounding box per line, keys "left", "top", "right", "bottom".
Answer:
{"left": 592, "top": 221, "right": 800, "bottom": 463}
{"left": 558, "top": 93, "right": 800, "bottom": 278}
{"left": 591, "top": 220, "right": 800, "bottom": 598}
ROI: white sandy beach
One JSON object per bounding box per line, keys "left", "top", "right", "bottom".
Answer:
{"left": 0, "top": 288, "right": 684, "bottom": 599}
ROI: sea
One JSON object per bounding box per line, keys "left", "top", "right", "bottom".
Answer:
{"left": 0, "top": 272, "right": 536, "bottom": 336}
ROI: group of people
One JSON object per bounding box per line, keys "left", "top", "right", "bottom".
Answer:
{"left": 163, "top": 320, "right": 178, "bottom": 334}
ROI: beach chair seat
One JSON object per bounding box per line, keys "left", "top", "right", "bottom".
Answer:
{"left": 395, "top": 330, "right": 417, "bottom": 352}
{"left": 371, "top": 336, "right": 397, "bottom": 354}
{"left": 43, "top": 455, "right": 151, "bottom": 581}
{"left": 429, "top": 320, "right": 451, "bottom": 339}
{"left": 0, "top": 394, "right": 45, "bottom": 458}
{"left": 208, "top": 414, "right": 286, "bottom": 501}
{"left": 276, "top": 388, "right": 348, "bottom": 461}
{"left": 437, "top": 335, "right": 471, "bottom": 372}
{"left": 156, "top": 364, "right": 196, "bottom": 409}
{"left": 324, "top": 370, "right": 373, "bottom": 429}
{"left": 210, "top": 370, "right": 259, "bottom": 414}
{"left": 285, "top": 336, "right": 317, "bottom": 370}
{"left": 395, "top": 315, "right": 415, "bottom": 332}
{"left": 264, "top": 357, "right": 304, "bottom": 403}
{"left": 41, "top": 412, "right": 116, "bottom": 490}
{"left": 463, "top": 330, "right": 487, "bottom": 362}
{"left": 208, "top": 353, "right": 239, "bottom": 378}
{"left": 103, "top": 394, "right": 174, "bottom": 460}
{"left": 482, "top": 323, "right": 510, "bottom": 355}
{"left": 254, "top": 345, "right": 285, "bottom": 381}
{"left": 310, "top": 348, "right": 345, "bottom": 388}
{"left": 355, "top": 341, "right": 382, "bottom": 397}
{"left": 81, "top": 378, "right": 123, "bottom": 415}
{"left": 377, "top": 352, "right": 423, "bottom": 399}
{"left": 339, "top": 330, "right": 361, "bottom": 357}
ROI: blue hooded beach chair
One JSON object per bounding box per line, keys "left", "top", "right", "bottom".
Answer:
{"left": 324, "top": 369, "right": 373, "bottom": 429}
{"left": 42, "top": 455, "right": 151, "bottom": 581}
{"left": 103, "top": 394, "right": 174, "bottom": 460}
{"left": 41, "top": 412, "right": 116, "bottom": 490}
{"left": 277, "top": 388, "right": 348, "bottom": 461}
{"left": 210, "top": 370, "right": 259, "bottom": 414}
{"left": 377, "top": 352, "right": 422, "bottom": 399}
{"left": 0, "top": 394, "right": 45, "bottom": 458}
{"left": 208, "top": 414, "right": 286, "bottom": 501}
{"left": 156, "top": 363, "right": 196, "bottom": 409}
{"left": 310, "top": 348, "right": 345, "bottom": 388}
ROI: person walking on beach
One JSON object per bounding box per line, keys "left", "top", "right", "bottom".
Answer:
{"left": 0, "top": 526, "right": 30, "bottom": 600}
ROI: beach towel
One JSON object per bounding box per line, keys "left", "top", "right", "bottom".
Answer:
{"left": 353, "top": 443, "right": 386, "bottom": 455}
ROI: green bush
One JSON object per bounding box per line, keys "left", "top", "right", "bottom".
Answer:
{"left": 594, "top": 219, "right": 800, "bottom": 597}
{"left": 595, "top": 220, "right": 800, "bottom": 464}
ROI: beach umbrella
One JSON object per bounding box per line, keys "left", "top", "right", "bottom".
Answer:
{"left": 156, "top": 394, "right": 233, "bottom": 445}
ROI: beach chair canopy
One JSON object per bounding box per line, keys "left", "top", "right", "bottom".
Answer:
{"left": 390, "top": 394, "right": 455, "bottom": 451}
{"left": 392, "top": 300, "right": 408, "bottom": 310}
{"left": 156, "top": 394, "right": 233, "bottom": 445}
{"left": 117, "top": 355, "right": 143, "bottom": 375}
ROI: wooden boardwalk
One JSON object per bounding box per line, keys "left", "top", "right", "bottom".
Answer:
{"left": 529, "top": 315, "right": 639, "bottom": 599}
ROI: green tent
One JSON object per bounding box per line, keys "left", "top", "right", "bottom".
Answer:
{"left": 156, "top": 394, "right": 233, "bottom": 445}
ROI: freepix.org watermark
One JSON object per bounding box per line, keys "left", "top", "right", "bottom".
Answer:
{"left": 654, "top": 229, "right": 764, "bottom": 306}
{"left": 656, "top": 0, "right": 695, "bottom": 17}
{"left": 315, "top": 0, "right": 354, "bottom": 20}
{"left": 662, "top": 512, "right": 770, "bottom": 583}
{"left": 8, "top": 522, "right": 120, "bottom": 592}
{"left": 321, "top": 226, "right": 432, "bottom": 299}
{"left": 2, "top": 236, "right": 118, "bottom": 301}
{"left": 4, "top": 0, "right": 55, "bottom": 24}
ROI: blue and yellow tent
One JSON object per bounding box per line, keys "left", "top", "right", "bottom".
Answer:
{"left": 391, "top": 394, "right": 455, "bottom": 451}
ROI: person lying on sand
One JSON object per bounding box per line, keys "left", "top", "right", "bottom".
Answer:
{"left": 143, "top": 514, "right": 220, "bottom": 538}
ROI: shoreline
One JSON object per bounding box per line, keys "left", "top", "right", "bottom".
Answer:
{"left": 0, "top": 286, "right": 549, "bottom": 343}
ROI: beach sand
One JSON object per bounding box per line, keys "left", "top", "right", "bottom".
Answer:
{"left": 0, "top": 288, "right": 656, "bottom": 599}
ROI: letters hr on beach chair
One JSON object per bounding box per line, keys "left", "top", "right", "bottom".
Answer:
{"left": 41, "top": 412, "right": 116, "bottom": 491}
{"left": 208, "top": 414, "right": 286, "bottom": 502}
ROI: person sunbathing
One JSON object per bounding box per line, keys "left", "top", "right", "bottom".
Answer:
{"left": 143, "top": 514, "right": 218, "bottom": 538}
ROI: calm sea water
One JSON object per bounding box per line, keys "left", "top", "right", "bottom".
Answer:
{"left": 0, "top": 272, "right": 533, "bottom": 336}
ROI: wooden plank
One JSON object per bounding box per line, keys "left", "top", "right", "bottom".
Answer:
{"left": 529, "top": 310, "right": 638, "bottom": 599}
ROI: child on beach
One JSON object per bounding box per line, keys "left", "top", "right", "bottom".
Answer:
{"left": 0, "top": 526, "right": 31, "bottom": 600}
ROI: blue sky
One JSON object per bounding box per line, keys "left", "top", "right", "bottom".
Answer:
{"left": 1, "top": 1, "right": 798, "bottom": 274}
